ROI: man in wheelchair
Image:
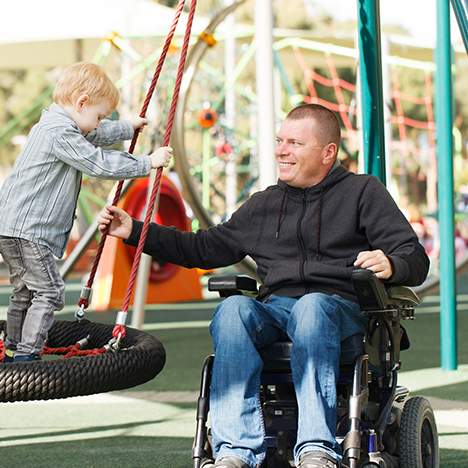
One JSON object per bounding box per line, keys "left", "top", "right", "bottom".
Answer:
{"left": 98, "top": 104, "right": 432, "bottom": 468}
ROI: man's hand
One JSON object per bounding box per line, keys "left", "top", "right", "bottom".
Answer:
{"left": 98, "top": 205, "right": 133, "bottom": 240}
{"left": 130, "top": 116, "right": 148, "bottom": 131}
{"left": 354, "top": 249, "right": 393, "bottom": 280}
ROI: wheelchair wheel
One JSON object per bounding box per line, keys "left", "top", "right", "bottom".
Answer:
{"left": 399, "top": 396, "right": 439, "bottom": 468}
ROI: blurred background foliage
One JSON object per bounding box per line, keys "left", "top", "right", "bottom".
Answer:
{"left": 0, "top": 0, "right": 466, "bottom": 190}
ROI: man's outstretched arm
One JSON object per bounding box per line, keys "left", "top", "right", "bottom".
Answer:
{"left": 98, "top": 204, "right": 249, "bottom": 270}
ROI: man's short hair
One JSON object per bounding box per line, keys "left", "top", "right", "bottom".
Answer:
{"left": 286, "top": 103, "right": 341, "bottom": 147}
{"left": 53, "top": 62, "right": 119, "bottom": 109}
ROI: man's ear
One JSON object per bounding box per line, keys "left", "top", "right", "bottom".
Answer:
{"left": 322, "top": 142, "right": 337, "bottom": 165}
{"left": 75, "top": 94, "right": 90, "bottom": 111}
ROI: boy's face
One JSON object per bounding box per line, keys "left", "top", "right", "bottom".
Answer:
{"left": 73, "top": 97, "right": 113, "bottom": 133}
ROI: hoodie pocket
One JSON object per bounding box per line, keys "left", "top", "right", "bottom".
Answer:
{"left": 263, "top": 260, "right": 302, "bottom": 288}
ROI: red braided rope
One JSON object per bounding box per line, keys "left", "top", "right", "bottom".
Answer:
{"left": 42, "top": 345, "right": 76, "bottom": 355}
{"left": 78, "top": 0, "right": 187, "bottom": 310}
{"left": 113, "top": 0, "right": 198, "bottom": 339}
{"left": 43, "top": 345, "right": 106, "bottom": 359}
{"left": 0, "top": 340, "right": 106, "bottom": 362}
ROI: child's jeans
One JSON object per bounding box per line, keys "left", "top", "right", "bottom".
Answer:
{"left": 0, "top": 236, "right": 64, "bottom": 356}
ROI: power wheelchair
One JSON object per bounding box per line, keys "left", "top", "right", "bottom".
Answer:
{"left": 192, "top": 269, "right": 439, "bottom": 468}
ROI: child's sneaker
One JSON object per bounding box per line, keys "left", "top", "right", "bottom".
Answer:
{"left": 3, "top": 349, "right": 15, "bottom": 363}
{"left": 14, "top": 354, "right": 41, "bottom": 362}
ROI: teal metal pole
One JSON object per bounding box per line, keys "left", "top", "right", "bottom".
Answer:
{"left": 450, "top": 0, "right": 468, "bottom": 53}
{"left": 436, "top": 0, "right": 457, "bottom": 370}
{"left": 356, "top": 0, "right": 386, "bottom": 183}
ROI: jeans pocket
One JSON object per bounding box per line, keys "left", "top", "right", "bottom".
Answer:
{"left": 0, "top": 238, "right": 26, "bottom": 277}
{"left": 27, "top": 241, "right": 51, "bottom": 277}
{"left": 19, "top": 240, "right": 64, "bottom": 297}
{"left": 35, "top": 244, "right": 64, "bottom": 290}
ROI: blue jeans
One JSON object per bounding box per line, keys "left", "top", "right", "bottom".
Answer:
{"left": 209, "top": 293, "right": 366, "bottom": 468}
{"left": 0, "top": 237, "right": 65, "bottom": 356}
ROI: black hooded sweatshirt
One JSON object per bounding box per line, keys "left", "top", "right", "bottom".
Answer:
{"left": 125, "top": 166, "right": 429, "bottom": 302}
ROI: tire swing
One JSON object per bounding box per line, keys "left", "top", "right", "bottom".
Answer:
{"left": 0, "top": 0, "right": 198, "bottom": 403}
{"left": 0, "top": 319, "right": 164, "bottom": 402}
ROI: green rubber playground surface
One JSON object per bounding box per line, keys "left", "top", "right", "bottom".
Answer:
{"left": 0, "top": 439, "right": 467, "bottom": 468}
{"left": 0, "top": 279, "right": 467, "bottom": 467}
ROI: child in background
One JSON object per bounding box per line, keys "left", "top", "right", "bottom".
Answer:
{"left": 0, "top": 62, "right": 172, "bottom": 362}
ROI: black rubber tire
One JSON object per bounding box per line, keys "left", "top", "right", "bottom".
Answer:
{"left": 0, "top": 319, "right": 165, "bottom": 402}
{"left": 399, "top": 396, "right": 439, "bottom": 468}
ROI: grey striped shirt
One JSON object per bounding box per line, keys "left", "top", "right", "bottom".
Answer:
{"left": 0, "top": 104, "right": 151, "bottom": 258}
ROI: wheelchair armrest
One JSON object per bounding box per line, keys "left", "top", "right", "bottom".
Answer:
{"left": 208, "top": 275, "right": 258, "bottom": 298}
{"left": 351, "top": 269, "right": 389, "bottom": 310}
{"left": 387, "top": 286, "right": 420, "bottom": 306}
{"left": 351, "top": 269, "right": 421, "bottom": 311}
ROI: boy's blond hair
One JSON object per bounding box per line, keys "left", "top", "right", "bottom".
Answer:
{"left": 53, "top": 62, "right": 119, "bottom": 109}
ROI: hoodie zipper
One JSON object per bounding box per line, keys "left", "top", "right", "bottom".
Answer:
{"left": 297, "top": 192, "right": 307, "bottom": 284}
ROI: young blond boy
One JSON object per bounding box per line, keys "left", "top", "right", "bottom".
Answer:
{"left": 0, "top": 62, "right": 172, "bottom": 362}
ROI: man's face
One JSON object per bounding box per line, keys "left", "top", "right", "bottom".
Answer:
{"left": 275, "top": 118, "right": 331, "bottom": 188}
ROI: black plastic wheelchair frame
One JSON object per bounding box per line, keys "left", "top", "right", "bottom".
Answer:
{"left": 192, "top": 270, "right": 439, "bottom": 468}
